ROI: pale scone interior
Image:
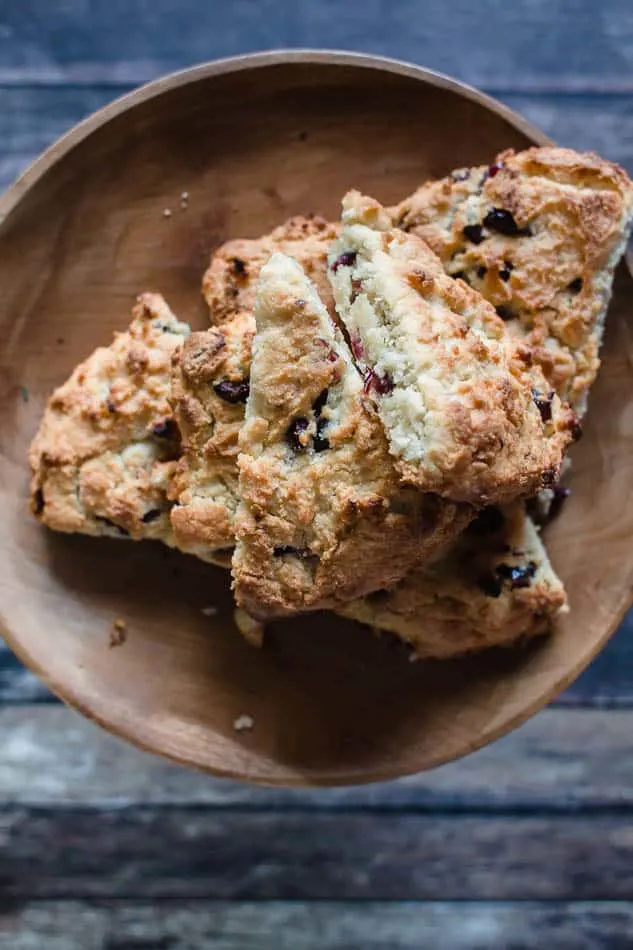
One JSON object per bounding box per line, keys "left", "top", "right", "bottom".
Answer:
{"left": 328, "top": 189, "right": 574, "bottom": 506}
{"left": 232, "top": 251, "right": 470, "bottom": 619}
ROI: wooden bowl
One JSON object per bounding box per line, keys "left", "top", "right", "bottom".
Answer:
{"left": 1, "top": 51, "right": 632, "bottom": 786}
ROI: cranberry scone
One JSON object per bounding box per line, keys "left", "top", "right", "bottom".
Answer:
{"left": 232, "top": 252, "right": 471, "bottom": 619}
{"left": 29, "top": 293, "right": 188, "bottom": 545}
{"left": 203, "top": 214, "right": 338, "bottom": 324}
{"left": 391, "top": 146, "right": 633, "bottom": 415}
{"left": 337, "top": 503, "right": 567, "bottom": 659}
{"left": 328, "top": 190, "right": 575, "bottom": 506}
{"left": 168, "top": 311, "right": 255, "bottom": 565}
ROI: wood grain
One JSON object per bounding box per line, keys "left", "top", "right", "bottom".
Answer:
{"left": 3, "top": 901, "right": 633, "bottom": 950}
{"left": 1, "top": 706, "right": 633, "bottom": 809}
{"left": 3, "top": 808, "right": 633, "bottom": 900}
{"left": 1, "top": 0, "right": 632, "bottom": 92}
{"left": 1, "top": 54, "right": 633, "bottom": 784}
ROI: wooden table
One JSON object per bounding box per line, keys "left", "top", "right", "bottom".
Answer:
{"left": 2, "top": 2, "right": 633, "bottom": 946}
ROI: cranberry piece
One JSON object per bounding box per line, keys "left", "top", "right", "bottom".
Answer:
{"left": 487, "top": 162, "right": 503, "bottom": 179}
{"left": 312, "top": 389, "right": 329, "bottom": 414}
{"left": 496, "top": 561, "right": 537, "bottom": 589}
{"left": 213, "top": 379, "right": 250, "bottom": 404}
{"left": 483, "top": 208, "right": 532, "bottom": 237}
{"left": 468, "top": 506, "right": 505, "bottom": 535}
{"left": 287, "top": 417, "right": 310, "bottom": 451}
{"left": 496, "top": 306, "right": 514, "bottom": 321}
{"left": 141, "top": 509, "right": 162, "bottom": 523}
{"left": 363, "top": 369, "right": 394, "bottom": 396}
{"left": 350, "top": 333, "right": 365, "bottom": 361}
{"left": 478, "top": 574, "right": 502, "bottom": 598}
{"left": 571, "top": 417, "right": 583, "bottom": 441}
{"left": 33, "top": 488, "right": 44, "bottom": 516}
{"left": 232, "top": 257, "right": 246, "bottom": 276}
{"left": 463, "top": 224, "right": 485, "bottom": 245}
{"left": 332, "top": 251, "right": 357, "bottom": 273}
{"left": 314, "top": 417, "right": 330, "bottom": 453}
{"left": 106, "top": 399, "right": 117, "bottom": 413}
{"left": 568, "top": 277, "right": 583, "bottom": 294}
{"left": 152, "top": 419, "right": 179, "bottom": 439}
{"left": 532, "top": 390, "right": 554, "bottom": 423}
{"left": 499, "top": 261, "right": 513, "bottom": 281}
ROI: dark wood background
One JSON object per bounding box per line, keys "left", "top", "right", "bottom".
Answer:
{"left": 2, "top": 2, "right": 633, "bottom": 947}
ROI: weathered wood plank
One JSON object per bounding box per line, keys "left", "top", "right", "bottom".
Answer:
{"left": 2, "top": 706, "right": 633, "bottom": 810}
{"left": 2, "top": 901, "right": 633, "bottom": 950}
{"left": 2, "top": 808, "right": 633, "bottom": 899}
{"left": 1, "top": 0, "right": 633, "bottom": 92}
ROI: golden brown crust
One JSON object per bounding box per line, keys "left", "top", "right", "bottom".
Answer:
{"left": 29, "top": 293, "right": 189, "bottom": 544}
{"left": 168, "top": 311, "right": 255, "bottom": 562}
{"left": 203, "top": 215, "right": 339, "bottom": 323}
{"left": 338, "top": 503, "right": 567, "bottom": 658}
{"left": 329, "top": 190, "right": 575, "bottom": 506}
{"left": 232, "top": 252, "right": 471, "bottom": 619}
{"left": 391, "top": 146, "right": 633, "bottom": 414}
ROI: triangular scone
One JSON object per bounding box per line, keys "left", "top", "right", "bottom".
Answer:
{"left": 232, "top": 252, "right": 471, "bottom": 619}
{"left": 29, "top": 294, "right": 188, "bottom": 545}
{"left": 391, "top": 146, "right": 633, "bottom": 414}
{"left": 328, "top": 191, "right": 574, "bottom": 506}
{"left": 168, "top": 311, "right": 255, "bottom": 565}
{"left": 203, "top": 215, "right": 338, "bottom": 324}
{"left": 337, "top": 503, "right": 567, "bottom": 659}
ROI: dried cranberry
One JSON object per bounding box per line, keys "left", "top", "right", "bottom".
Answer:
{"left": 350, "top": 333, "right": 365, "bottom": 361}
{"left": 463, "top": 224, "right": 485, "bottom": 245}
{"left": 213, "top": 379, "right": 250, "bottom": 404}
{"left": 496, "top": 305, "right": 514, "bottom": 321}
{"left": 332, "top": 251, "right": 357, "bottom": 273}
{"left": 568, "top": 277, "right": 583, "bottom": 294}
{"left": 468, "top": 506, "right": 505, "bottom": 535}
{"left": 314, "top": 417, "right": 330, "bottom": 453}
{"left": 152, "top": 419, "right": 179, "bottom": 439}
{"left": 363, "top": 369, "right": 394, "bottom": 396}
{"left": 499, "top": 261, "right": 513, "bottom": 281}
{"left": 496, "top": 561, "right": 537, "bottom": 589}
{"left": 486, "top": 162, "right": 503, "bottom": 179}
{"left": 312, "top": 390, "right": 328, "bottom": 415}
{"left": 532, "top": 390, "right": 554, "bottom": 423}
{"left": 33, "top": 488, "right": 44, "bottom": 516}
{"left": 477, "top": 266, "right": 487, "bottom": 279}
{"left": 141, "top": 508, "right": 162, "bottom": 523}
{"left": 571, "top": 417, "right": 583, "bottom": 442}
{"left": 287, "top": 417, "right": 310, "bottom": 451}
{"left": 106, "top": 399, "right": 117, "bottom": 413}
{"left": 483, "top": 208, "right": 532, "bottom": 237}
{"left": 232, "top": 257, "right": 246, "bottom": 276}
{"left": 478, "top": 574, "right": 502, "bottom": 598}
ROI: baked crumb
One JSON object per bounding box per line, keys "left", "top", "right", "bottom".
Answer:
{"left": 234, "top": 714, "right": 254, "bottom": 732}
{"left": 109, "top": 618, "right": 127, "bottom": 648}
{"left": 233, "top": 607, "right": 265, "bottom": 647}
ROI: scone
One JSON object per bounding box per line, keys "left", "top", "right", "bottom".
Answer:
{"left": 328, "top": 190, "right": 575, "bottom": 506}
{"left": 203, "top": 214, "right": 338, "bottom": 324}
{"left": 29, "top": 293, "right": 188, "bottom": 544}
{"left": 168, "top": 311, "right": 255, "bottom": 564}
{"left": 391, "top": 146, "right": 633, "bottom": 414}
{"left": 338, "top": 503, "right": 567, "bottom": 659}
{"left": 232, "top": 252, "right": 471, "bottom": 619}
